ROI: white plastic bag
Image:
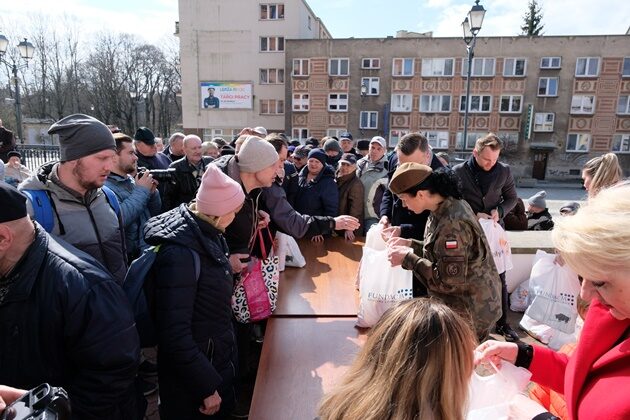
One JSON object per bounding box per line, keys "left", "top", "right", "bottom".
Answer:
{"left": 356, "top": 225, "right": 413, "bottom": 327}
{"left": 509, "top": 280, "right": 529, "bottom": 312}
{"left": 364, "top": 223, "right": 386, "bottom": 251}
{"left": 479, "top": 219, "right": 513, "bottom": 274}
{"left": 467, "top": 360, "right": 532, "bottom": 420}
{"left": 276, "top": 232, "right": 306, "bottom": 271}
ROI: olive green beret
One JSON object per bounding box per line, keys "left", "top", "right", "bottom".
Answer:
{"left": 389, "top": 162, "right": 433, "bottom": 194}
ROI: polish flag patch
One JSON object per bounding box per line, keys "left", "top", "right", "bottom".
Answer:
{"left": 445, "top": 240, "right": 458, "bottom": 249}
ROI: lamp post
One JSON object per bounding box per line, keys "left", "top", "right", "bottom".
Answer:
{"left": 461, "top": 0, "right": 486, "bottom": 157}
{"left": 0, "top": 34, "right": 35, "bottom": 144}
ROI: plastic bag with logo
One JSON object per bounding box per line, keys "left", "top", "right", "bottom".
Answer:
{"left": 479, "top": 218, "right": 513, "bottom": 274}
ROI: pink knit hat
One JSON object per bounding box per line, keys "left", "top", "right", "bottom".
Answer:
{"left": 195, "top": 165, "right": 245, "bottom": 216}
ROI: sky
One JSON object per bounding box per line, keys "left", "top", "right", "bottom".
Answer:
{"left": 0, "top": 0, "right": 628, "bottom": 44}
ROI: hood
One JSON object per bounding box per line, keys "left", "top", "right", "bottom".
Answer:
{"left": 18, "top": 161, "right": 56, "bottom": 191}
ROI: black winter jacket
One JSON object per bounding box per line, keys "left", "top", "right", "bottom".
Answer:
{"left": 0, "top": 224, "right": 140, "bottom": 420}
{"left": 163, "top": 156, "right": 213, "bottom": 211}
{"left": 294, "top": 164, "right": 339, "bottom": 218}
{"left": 144, "top": 205, "right": 237, "bottom": 417}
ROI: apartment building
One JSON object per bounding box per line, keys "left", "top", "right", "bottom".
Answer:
{"left": 178, "top": 0, "right": 330, "bottom": 142}
{"left": 285, "top": 35, "right": 630, "bottom": 180}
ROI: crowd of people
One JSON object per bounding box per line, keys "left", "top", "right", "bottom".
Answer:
{"left": 0, "top": 112, "right": 628, "bottom": 420}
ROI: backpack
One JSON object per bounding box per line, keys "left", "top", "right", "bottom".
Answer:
{"left": 123, "top": 244, "right": 201, "bottom": 347}
{"left": 22, "top": 186, "right": 121, "bottom": 233}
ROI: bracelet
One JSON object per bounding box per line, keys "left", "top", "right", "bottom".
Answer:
{"left": 515, "top": 342, "right": 534, "bottom": 369}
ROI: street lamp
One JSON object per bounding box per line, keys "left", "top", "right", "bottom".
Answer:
{"left": 0, "top": 34, "right": 35, "bottom": 144}
{"left": 460, "top": 0, "right": 486, "bottom": 156}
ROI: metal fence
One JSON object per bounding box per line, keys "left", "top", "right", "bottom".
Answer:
{"left": 16, "top": 144, "right": 61, "bottom": 172}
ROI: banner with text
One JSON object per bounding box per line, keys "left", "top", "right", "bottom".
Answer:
{"left": 200, "top": 82, "right": 253, "bottom": 110}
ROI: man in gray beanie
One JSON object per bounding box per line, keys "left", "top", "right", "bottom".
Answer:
{"left": 323, "top": 137, "right": 342, "bottom": 167}
{"left": 526, "top": 190, "right": 554, "bottom": 231}
{"left": 18, "top": 114, "right": 128, "bottom": 284}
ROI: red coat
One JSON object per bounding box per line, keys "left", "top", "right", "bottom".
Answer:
{"left": 529, "top": 300, "right": 630, "bottom": 420}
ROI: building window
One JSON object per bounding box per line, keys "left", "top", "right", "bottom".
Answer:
{"left": 566, "top": 133, "right": 590, "bottom": 152}
{"left": 328, "top": 93, "right": 348, "bottom": 111}
{"left": 420, "top": 95, "right": 451, "bottom": 113}
{"left": 391, "top": 94, "right": 413, "bottom": 112}
{"left": 534, "top": 113, "right": 555, "bottom": 132}
{"left": 292, "top": 94, "right": 309, "bottom": 111}
{"left": 618, "top": 96, "right": 630, "bottom": 114}
{"left": 612, "top": 134, "right": 630, "bottom": 153}
{"left": 571, "top": 95, "right": 595, "bottom": 114}
{"left": 538, "top": 77, "right": 558, "bottom": 97}
{"left": 424, "top": 131, "right": 449, "bottom": 149}
{"left": 497, "top": 132, "right": 519, "bottom": 149}
{"left": 260, "top": 36, "right": 284, "bottom": 52}
{"left": 293, "top": 59, "right": 309, "bottom": 77}
{"left": 503, "top": 58, "right": 527, "bottom": 76}
{"left": 540, "top": 56, "right": 561, "bottom": 69}
{"left": 292, "top": 128, "right": 309, "bottom": 141}
{"left": 259, "top": 99, "right": 284, "bottom": 115}
{"left": 361, "top": 77, "right": 380, "bottom": 95}
{"left": 308, "top": 15, "right": 312, "bottom": 30}
{"left": 459, "top": 95, "right": 492, "bottom": 113}
{"left": 389, "top": 129, "right": 410, "bottom": 148}
{"left": 421, "top": 58, "right": 454, "bottom": 77}
{"left": 329, "top": 58, "right": 349, "bottom": 76}
{"left": 260, "top": 68, "right": 284, "bottom": 85}
{"left": 362, "top": 58, "right": 380, "bottom": 69}
{"left": 575, "top": 57, "right": 600, "bottom": 77}
{"left": 462, "top": 57, "right": 495, "bottom": 77}
{"left": 392, "top": 58, "right": 414, "bottom": 76}
{"left": 327, "top": 128, "right": 346, "bottom": 138}
{"left": 500, "top": 95, "right": 523, "bottom": 113}
{"left": 260, "top": 4, "right": 285, "bottom": 20}
{"left": 623, "top": 58, "right": 630, "bottom": 77}
{"left": 456, "top": 131, "right": 486, "bottom": 150}
{"left": 360, "top": 111, "right": 378, "bottom": 129}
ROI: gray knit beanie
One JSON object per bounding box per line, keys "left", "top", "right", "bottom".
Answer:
{"left": 48, "top": 114, "right": 116, "bottom": 162}
{"left": 323, "top": 138, "right": 342, "bottom": 153}
{"left": 237, "top": 136, "right": 279, "bottom": 173}
{"left": 527, "top": 190, "right": 547, "bottom": 208}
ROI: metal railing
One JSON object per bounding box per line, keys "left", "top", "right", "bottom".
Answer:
{"left": 16, "top": 144, "right": 60, "bottom": 172}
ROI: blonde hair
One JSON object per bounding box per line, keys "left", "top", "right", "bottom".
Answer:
{"left": 318, "top": 299, "right": 476, "bottom": 420}
{"left": 552, "top": 182, "right": 630, "bottom": 279}
{"left": 474, "top": 133, "right": 503, "bottom": 153}
{"left": 582, "top": 153, "right": 623, "bottom": 197}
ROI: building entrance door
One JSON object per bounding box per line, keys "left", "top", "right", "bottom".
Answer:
{"left": 532, "top": 151, "right": 548, "bottom": 180}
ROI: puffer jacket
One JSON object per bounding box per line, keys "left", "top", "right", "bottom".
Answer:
{"left": 294, "top": 164, "right": 339, "bottom": 218}
{"left": 336, "top": 171, "right": 364, "bottom": 235}
{"left": 356, "top": 155, "right": 388, "bottom": 220}
{"left": 0, "top": 224, "right": 140, "bottom": 419}
{"left": 163, "top": 156, "right": 213, "bottom": 211}
{"left": 19, "top": 162, "right": 127, "bottom": 283}
{"left": 144, "top": 204, "right": 237, "bottom": 418}
{"left": 105, "top": 173, "right": 162, "bottom": 258}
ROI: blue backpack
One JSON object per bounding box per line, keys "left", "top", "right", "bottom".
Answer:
{"left": 21, "top": 186, "right": 121, "bottom": 232}
{"left": 123, "top": 244, "right": 200, "bottom": 347}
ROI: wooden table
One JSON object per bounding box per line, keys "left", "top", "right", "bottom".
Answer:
{"left": 274, "top": 237, "right": 363, "bottom": 317}
{"left": 249, "top": 317, "right": 368, "bottom": 420}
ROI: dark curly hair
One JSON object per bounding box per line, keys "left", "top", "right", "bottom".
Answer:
{"left": 401, "top": 167, "right": 463, "bottom": 199}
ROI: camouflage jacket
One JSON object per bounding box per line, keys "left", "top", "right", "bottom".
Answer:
{"left": 402, "top": 196, "right": 502, "bottom": 337}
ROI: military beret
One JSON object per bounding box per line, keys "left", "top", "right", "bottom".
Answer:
{"left": 389, "top": 162, "right": 432, "bottom": 194}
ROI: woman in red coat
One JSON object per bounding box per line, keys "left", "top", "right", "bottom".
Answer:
{"left": 476, "top": 181, "right": 630, "bottom": 420}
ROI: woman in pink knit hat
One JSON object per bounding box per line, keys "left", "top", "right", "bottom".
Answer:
{"left": 143, "top": 164, "right": 245, "bottom": 419}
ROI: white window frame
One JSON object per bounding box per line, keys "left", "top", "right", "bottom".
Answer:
{"left": 329, "top": 58, "right": 350, "bottom": 76}
{"left": 292, "top": 93, "right": 309, "bottom": 112}
{"left": 462, "top": 57, "right": 495, "bottom": 77}
{"left": 421, "top": 58, "right": 454, "bottom": 77}
{"left": 259, "top": 99, "right": 284, "bottom": 115}
{"left": 623, "top": 58, "right": 630, "bottom": 77}
{"left": 360, "top": 111, "right": 379, "bottom": 129}
{"left": 392, "top": 58, "right": 415, "bottom": 77}
{"left": 292, "top": 128, "right": 309, "bottom": 142}
{"left": 571, "top": 95, "right": 596, "bottom": 114}
{"left": 540, "top": 56, "right": 561, "bottom": 69}
{"left": 361, "top": 58, "right": 381, "bottom": 69}
{"left": 389, "top": 129, "right": 410, "bottom": 148}
{"left": 260, "top": 36, "right": 284, "bottom": 52}
{"left": 538, "top": 77, "right": 558, "bottom": 97}
{"left": 361, "top": 77, "right": 380, "bottom": 96}
{"left": 575, "top": 57, "right": 600, "bottom": 77}
{"left": 497, "top": 132, "right": 519, "bottom": 149}
{"left": 618, "top": 96, "right": 630, "bottom": 115}
{"left": 424, "top": 131, "right": 449, "bottom": 149}
{"left": 456, "top": 131, "right": 486, "bottom": 150}
{"left": 391, "top": 94, "right": 413, "bottom": 112}
{"left": 459, "top": 95, "right": 492, "bottom": 113}
{"left": 292, "top": 59, "right": 309, "bottom": 77}
{"left": 534, "top": 113, "right": 555, "bottom": 132}
{"left": 499, "top": 95, "right": 523, "bottom": 113}
{"left": 260, "top": 4, "right": 285, "bottom": 20}
{"left": 420, "top": 94, "right": 451, "bottom": 113}
{"left": 566, "top": 133, "right": 591, "bottom": 152}
{"left": 328, "top": 93, "right": 348, "bottom": 112}
{"left": 503, "top": 58, "right": 527, "bottom": 77}
{"left": 612, "top": 134, "right": 630, "bottom": 153}
{"left": 326, "top": 129, "right": 347, "bottom": 138}
{"left": 260, "top": 68, "right": 284, "bottom": 85}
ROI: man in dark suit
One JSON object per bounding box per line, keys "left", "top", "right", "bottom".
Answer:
{"left": 0, "top": 119, "right": 16, "bottom": 163}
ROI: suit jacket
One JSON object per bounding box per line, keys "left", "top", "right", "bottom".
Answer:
{"left": 529, "top": 300, "right": 630, "bottom": 420}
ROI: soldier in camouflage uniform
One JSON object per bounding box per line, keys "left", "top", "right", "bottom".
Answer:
{"left": 386, "top": 162, "right": 502, "bottom": 340}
